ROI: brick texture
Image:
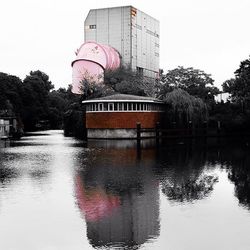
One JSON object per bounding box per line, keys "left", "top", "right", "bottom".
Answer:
{"left": 86, "top": 112, "right": 161, "bottom": 129}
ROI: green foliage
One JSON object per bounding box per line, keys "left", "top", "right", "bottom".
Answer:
{"left": 220, "top": 56, "right": 250, "bottom": 132}
{"left": 223, "top": 56, "right": 250, "bottom": 103}
{"left": 162, "top": 88, "right": 208, "bottom": 127}
{"left": 63, "top": 102, "right": 86, "bottom": 139}
{"left": 104, "top": 66, "right": 157, "bottom": 97}
{"left": 0, "top": 72, "right": 24, "bottom": 115}
{"left": 159, "top": 66, "right": 219, "bottom": 103}
{"left": 29, "top": 70, "right": 54, "bottom": 92}
{"left": 78, "top": 66, "right": 157, "bottom": 100}
{"left": 80, "top": 78, "right": 113, "bottom": 100}
{"left": 22, "top": 71, "right": 53, "bottom": 130}
{"left": 210, "top": 99, "right": 250, "bottom": 132}
{"left": 0, "top": 70, "right": 80, "bottom": 132}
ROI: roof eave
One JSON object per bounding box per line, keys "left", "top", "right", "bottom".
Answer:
{"left": 82, "top": 99, "right": 164, "bottom": 104}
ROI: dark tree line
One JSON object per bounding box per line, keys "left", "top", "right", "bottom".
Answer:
{"left": 2, "top": 55, "right": 250, "bottom": 136}
{"left": 210, "top": 55, "right": 250, "bottom": 132}
{"left": 0, "top": 70, "right": 78, "bottom": 132}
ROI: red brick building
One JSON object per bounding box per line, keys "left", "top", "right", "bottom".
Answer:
{"left": 82, "top": 94, "right": 164, "bottom": 139}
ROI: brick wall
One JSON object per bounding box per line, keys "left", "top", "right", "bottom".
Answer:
{"left": 86, "top": 112, "right": 161, "bottom": 129}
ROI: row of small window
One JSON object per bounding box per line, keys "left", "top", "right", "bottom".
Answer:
{"left": 146, "top": 29, "right": 159, "bottom": 38}
{"left": 86, "top": 102, "right": 162, "bottom": 112}
{"left": 89, "top": 25, "right": 96, "bottom": 29}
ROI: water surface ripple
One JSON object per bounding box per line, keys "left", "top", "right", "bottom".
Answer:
{"left": 0, "top": 131, "right": 250, "bottom": 250}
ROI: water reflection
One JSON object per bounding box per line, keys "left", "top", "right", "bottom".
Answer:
{"left": 155, "top": 145, "right": 219, "bottom": 203}
{"left": 0, "top": 151, "right": 21, "bottom": 185}
{"left": 1, "top": 132, "right": 250, "bottom": 249}
{"left": 75, "top": 147, "right": 160, "bottom": 249}
{"left": 216, "top": 144, "right": 250, "bottom": 210}
{"left": 75, "top": 139, "right": 250, "bottom": 249}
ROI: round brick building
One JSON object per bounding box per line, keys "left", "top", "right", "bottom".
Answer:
{"left": 82, "top": 94, "right": 164, "bottom": 139}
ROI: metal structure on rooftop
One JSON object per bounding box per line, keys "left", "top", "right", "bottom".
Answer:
{"left": 72, "top": 42, "right": 120, "bottom": 94}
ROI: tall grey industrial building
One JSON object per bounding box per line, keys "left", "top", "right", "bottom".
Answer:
{"left": 84, "top": 6, "right": 160, "bottom": 78}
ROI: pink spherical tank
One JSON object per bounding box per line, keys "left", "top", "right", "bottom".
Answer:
{"left": 72, "top": 42, "right": 121, "bottom": 94}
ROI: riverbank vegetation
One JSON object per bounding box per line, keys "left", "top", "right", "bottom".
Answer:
{"left": 0, "top": 70, "right": 79, "bottom": 132}
{"left": 1, "top": 55, "right": 250, "bottom": 136}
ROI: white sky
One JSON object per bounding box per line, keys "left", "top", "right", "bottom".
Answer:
{"left": 1, "top": 0, "right": 250, "bottom": 90}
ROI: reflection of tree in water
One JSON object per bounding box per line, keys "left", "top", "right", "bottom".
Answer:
{"left": 0, "top": 167, "right": 19, "bottom": 184}
{"left": 158, "top": 145, "right": 218, "bottom": 203}
{"left": 162, "top": 175, "right": 218, "bottom": 202}
{"left": 229, "top": 169, "right": 250, "bottom": 209}
{"left": 75, "top": 148, "right": 160, "bottom": 249}
{"left": 0, "top": 153, "right": 19, "bottom": 184}
{"left": 191, "top": 141, "right": 250, "bottom": 210}
{"left": 219, "top": 145, "right": 250, "bottom": 210}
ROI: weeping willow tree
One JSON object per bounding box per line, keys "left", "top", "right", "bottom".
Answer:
{"left": 163, "top": 88, "right": 208, "bottom": 128}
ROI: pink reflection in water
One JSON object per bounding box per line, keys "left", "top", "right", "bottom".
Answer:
{"left": 75, "top": 176, "right": 120, "bottom": 222}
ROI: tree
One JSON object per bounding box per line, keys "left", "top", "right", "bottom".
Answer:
{"left": 22, "top": 70, "right": 54, "bottom": 130}
{"left": 220, "top": 56, "right": 250, "bottom": 131}
{"left": 223, "top": 56, "right": 250, "bottom": 104}
{"left": 80, "top": 77, "right": 112, "bottom": 100}
{"left": 162, "top": 88, "right": 208, "bottom": 127}
{"left": 29, "top": 70, "right": 54, "bottom": 92}
{"left": 0, "top": 72, "right": 24, "bottom": 115}
{"left": 77, "top": 66, "right": 157, "bottom": 100}
{"left": 104, "top": 66, "right": 157, "bottom": 97}
{"left": 159, "top": 145, "right": 218, "bottom": 203}
{"left": 159, "top": 66, "right": 219, "bottom": 103}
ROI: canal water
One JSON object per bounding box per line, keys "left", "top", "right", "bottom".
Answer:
{"left": 0, "top": 130, "right": 250, "bottom": 250}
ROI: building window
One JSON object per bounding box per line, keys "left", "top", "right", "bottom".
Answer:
{"left": 139, "top": 103, "right": 143, "bottom": 111}
{"left": 104, "top": 103, "right": 108, "bottom": 111}
{"left": 133, "top": 103, "right": 137, "bottom": 111}
{"left": 128, "top": 103, "right": 132, "bottom": 111}
{"left": 108, "top": 103, "right": 114, "bottom": 111}
{"left": 89, "top": 25, "right": 96, "bottom": 29}
{"left": 124, "top": 103, "right": 127, "bottom": 111}
{"left": 119, "top": 103, "right": 123, "bottom": 111}
{"left": 85, "top": 101, "right": 162, "bottom": 112}
{"left": 98, "top": 103, "right": 103, "bottom": 111}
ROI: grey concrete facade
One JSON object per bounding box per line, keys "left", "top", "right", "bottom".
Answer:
{"left": 87, "top": 129, "right": 156, "bottom": 139}
{"left": 84, "top": 6, "right": 159, "bottom": 78}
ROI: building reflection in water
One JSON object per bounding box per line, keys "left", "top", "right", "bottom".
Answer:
{"left": 75, "top": 138, "right": 250, "bottom": 249}
{"left": 75, "top": 141, "right": 160, "bottom": 249}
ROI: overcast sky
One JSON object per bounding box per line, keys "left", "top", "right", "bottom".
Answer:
{"left": 1, "top": 0, "right": 250, "bottom": 90}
